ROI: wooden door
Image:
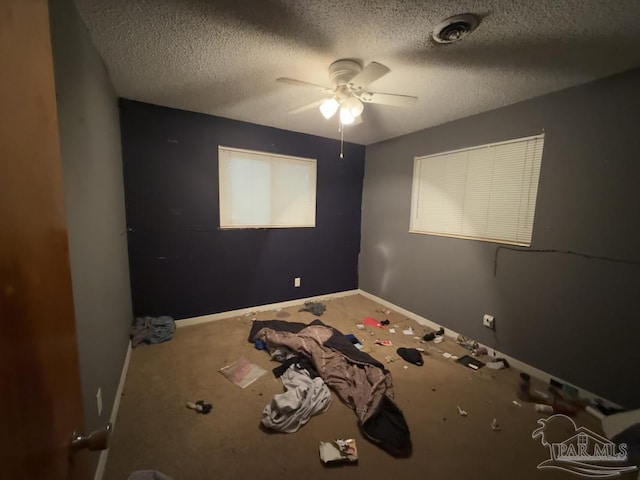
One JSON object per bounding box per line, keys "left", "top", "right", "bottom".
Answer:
{"left": 0, "top": 0, "right": 87, "bottom": 478}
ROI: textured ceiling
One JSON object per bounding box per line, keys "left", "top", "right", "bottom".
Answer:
{"left": 75, "top": 0, "right": 640, "bottom": 145}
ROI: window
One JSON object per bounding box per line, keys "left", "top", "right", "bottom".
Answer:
{"left": 218, "top": 146, "right": 317, "bottom": 228}
{"left": 410, "top": 134, "right": 544, "bottom": 246}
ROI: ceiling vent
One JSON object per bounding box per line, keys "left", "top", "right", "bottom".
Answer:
{"left": 432, "top": 14, "right": 480, "bottom": 44}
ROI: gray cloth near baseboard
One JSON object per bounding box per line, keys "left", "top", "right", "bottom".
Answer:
{"left": 130, "top": 316, "right": 176, "bottom": 347}
{"left": 298, "top": 301, "right": 326, "bottom": 316}
{"left": 262, "top": 364, "right": 331, "bottom": 433}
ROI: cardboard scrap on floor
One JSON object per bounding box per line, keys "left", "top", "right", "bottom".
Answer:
{"left": 319, "top": 439, "right": 358, "bottom": 464}
{"left": 219, "top": 357, "right": 267, "bottom": 389}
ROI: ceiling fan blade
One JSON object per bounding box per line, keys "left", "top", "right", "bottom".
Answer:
{"left": 276, "top": 77, "right": 332, "bottom": 92}
{"left": 359, "top": 91, "right": 418, "bottom": 107}
{"left": 348, "top": 62, "right": 390, "bottom": 90}
{"left": 288, "top": 99, "right": 326, "bottom": 115}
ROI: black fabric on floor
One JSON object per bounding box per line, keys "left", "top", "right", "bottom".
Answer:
{"left": 272, "top": 354, "right": 319, "bottom": 379}
{"left": 361, "top": 396, "right": 412, "bottom": 457}
{"left": 396, "top": 347, "right": 423, "bottom": 366}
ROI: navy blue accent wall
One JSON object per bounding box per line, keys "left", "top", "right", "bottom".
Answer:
{"left": 120, "top": 100, "right": 365, "bottom": 319}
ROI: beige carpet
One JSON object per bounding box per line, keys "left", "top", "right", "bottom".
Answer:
{"left": 104, "top": 294, "right": 631, "bottom": 480}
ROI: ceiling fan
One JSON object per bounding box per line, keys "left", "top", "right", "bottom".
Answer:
{"left": 276, "top": 59, "right": 418, "bottom": 126}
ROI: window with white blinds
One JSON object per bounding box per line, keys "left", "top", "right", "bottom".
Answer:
{"left": 410, "top": 134, "right": 544, "bottom": 246}
{"left": 218, "top": 146, "right": 316, "bottom": 228}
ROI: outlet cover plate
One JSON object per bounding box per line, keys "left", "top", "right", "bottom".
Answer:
{"left": 483, "top": 314, "right": 495, "bottom": 329}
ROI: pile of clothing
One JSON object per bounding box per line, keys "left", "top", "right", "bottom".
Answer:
{"left": 249, "top": 319, "right": 412, "bottom": 457}
{"left": 262, "top": 356, "right": 331, "bottom": 433}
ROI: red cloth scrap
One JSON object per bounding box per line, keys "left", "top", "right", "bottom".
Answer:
{"left": 363, "top": 317, "right": 384, "bottom": 328}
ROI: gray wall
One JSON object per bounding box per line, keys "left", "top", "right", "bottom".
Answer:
{"left": 360, "top": 68, "right": 640, "bottom": 408}
{"left": 49, "top": 0, "right": 133, "bottom": 474}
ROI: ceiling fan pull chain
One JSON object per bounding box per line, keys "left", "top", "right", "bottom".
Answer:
{"left": 339, "top": 121, "right": 344, "bottom": 159}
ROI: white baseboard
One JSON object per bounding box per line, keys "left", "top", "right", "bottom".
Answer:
{"left": 94, "top": 341, "right": 132, "bottom": 480}
{"left": 176, "top": 289, "right": 360, "bottom": 328}
{"left": 357, "top": 289, "right": 622, "bottom": 410}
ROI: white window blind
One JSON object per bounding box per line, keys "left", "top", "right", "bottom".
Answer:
{"left": 410, "top": 134, "right": 544, "bottom": 246}
{"left": 218, "top": 146, "right": 317, "bottom": 228}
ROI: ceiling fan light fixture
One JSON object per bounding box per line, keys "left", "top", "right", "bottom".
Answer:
{"left": 319, "top": 98, "right": 339, "bottom": 119}
{"left": 279, "top": 58, "right": 417, "bottom": 137}
{"left": 342, "top": 96, "right": 364, "bottom": 117}
{"left": 339, "top": 107, "right": 355, "bottom": 125}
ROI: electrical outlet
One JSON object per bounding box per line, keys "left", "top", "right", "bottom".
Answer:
{"left": 294, "top": 277, "right": 301, "bottom": 287}
{"left": 483, "top": 314, "right": 495, "bottom": 330}
{"left": 96, "top": 388, "right": 103, "bottom": 416}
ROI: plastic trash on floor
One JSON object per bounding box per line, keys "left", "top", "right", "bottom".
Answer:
{"left": 319, "top": 438, "right": 358, "bottom": 463}
{"left": 219, "top": 357, "right": 267, "bottom": 389}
